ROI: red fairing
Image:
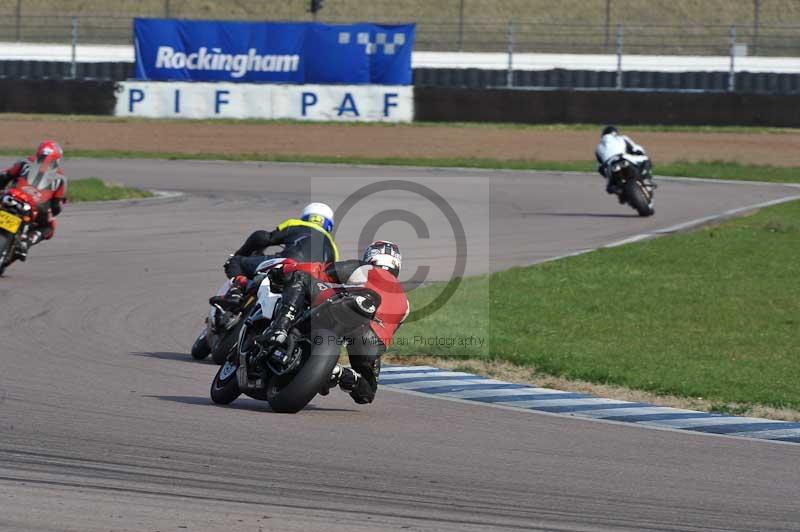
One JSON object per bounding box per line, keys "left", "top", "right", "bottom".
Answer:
{"left": 290, "top": 261, "right": 409, "bottom": 347}
{"left": 363, "top": 267, "right": 409, "bottom": 347}
{"left": 284, "top": 261, "right": 336, "bottom": 283}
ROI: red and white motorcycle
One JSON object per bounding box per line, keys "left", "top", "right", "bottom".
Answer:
{"left": 0, "top": 160, "right": 61, "bottom": 275}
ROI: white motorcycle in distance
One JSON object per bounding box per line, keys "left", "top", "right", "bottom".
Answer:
{"left": 596, "top": 134, "right": 656, "bottom": 217}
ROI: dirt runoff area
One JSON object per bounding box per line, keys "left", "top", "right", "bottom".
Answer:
{"left": 0, "top": 117, "right": 799, "bottom": 166}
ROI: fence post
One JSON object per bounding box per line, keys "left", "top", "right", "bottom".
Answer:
{"left": 615, "top": 24, "right": 623, "bottom": 90}
{"left": 729, "top": 25, "right": 736, "bottom": 92}
{"left": 604, "top": 0, "right": 611, "bottom": 48}
{"left": 753, "top": 0, "right": 761, "bottom": 54}
{"left": 15, "top": 0, "right": 21, "bottom": 41}
{"left": 506, "top": 20, "right": 514, "bottom": 88}
{"left": 457, "top": 0, "right": 465, "bottom": 51}
{"left": 165, "top": 0, "right": 171, "bottom": 18}
{"left": 70, "top": 17, "right": 78, "bottom": 79}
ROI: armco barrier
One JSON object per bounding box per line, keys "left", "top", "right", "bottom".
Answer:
{"left": 414, "top": 87, "right": 800, "bottom": 127}
{"left": 116, "top": 81, "right": 412, "bottom": 121}
{"left": 0, "top": 79, "right": 116, "bottom": 114}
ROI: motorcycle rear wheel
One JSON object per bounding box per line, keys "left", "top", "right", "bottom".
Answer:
{"left": 624, "top": 179, "right": 655, "bottom": 217}
{"left": 266, "top": 329, "right": 341, "bottom": 414}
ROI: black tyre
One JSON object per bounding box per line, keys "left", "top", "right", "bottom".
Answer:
{"left": 624, "top": 179, "right": 654, "bottom": 217}
{"left": 266, "top": 330, "right": 341, "bottom": 414}
{"left": 190, "top": 331, "right": 211, "bottom": 360}
{"left": 211, "top": 323, "right": 241, "bottom": 365}
{"left": 0, "top": 232, "right": 12, "bottom": 277}
{"left": 210, "top": 361, "right": 241, "bottom": 405}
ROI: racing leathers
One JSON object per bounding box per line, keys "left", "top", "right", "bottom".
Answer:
{"left": 595, "top": 133, "right": 653, "bottom": 195}
{"left": 212, "top": 218, "right": 339, "bottom": 309}
{"left": 0, "top": 156, "right": 66, "bottom": 251}
{"left": 267, "top": 259, "right": 409, "bottom": 404}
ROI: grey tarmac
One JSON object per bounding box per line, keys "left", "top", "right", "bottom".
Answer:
{"left": 0, "top": 159, "right": 798, "bottom": 531}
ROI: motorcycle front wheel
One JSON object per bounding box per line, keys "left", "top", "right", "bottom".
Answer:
{"left": 190, "top": 330, "right": 211, "bottom": 360}
{"left": 0, "top": 232, "right": 13, "bottom": 276}
{"left": 210, "top": 360, "right": 241, "bottom": 405}
{"left": 266, "top": 329, "right": 341, "bottom": 414}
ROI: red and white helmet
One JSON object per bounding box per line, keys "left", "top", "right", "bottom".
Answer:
{"left": 362, "top": 240, "right": 401, "bottom": 278}
{"left": 35, "top": 140, "right": 63, "bottom": 164}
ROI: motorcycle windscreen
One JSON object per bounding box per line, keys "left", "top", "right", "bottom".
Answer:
{"left": 24, "top": 159, "right": 61, "bottom": 191}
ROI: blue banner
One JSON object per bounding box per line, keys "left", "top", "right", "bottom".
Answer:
{"left": 133, "top": 19, "right": 415, "bottom": 85}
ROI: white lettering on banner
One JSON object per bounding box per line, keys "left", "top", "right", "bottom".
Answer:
{"left": 155, "top": 46, "right": 300, "bottom": 79}
{"left": 115, "top": 82, "right": 413, "bottom": 122}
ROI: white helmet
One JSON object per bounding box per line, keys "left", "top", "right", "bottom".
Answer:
{"left": 362, "top": 240, "right": 401, "bottom": 278}
{"left": 301, "top": 202, "right": 334, "bottom": 232}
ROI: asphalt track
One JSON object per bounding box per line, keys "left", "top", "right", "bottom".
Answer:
{"left": 1, "top": 159, "right": 799, "bottom": 531}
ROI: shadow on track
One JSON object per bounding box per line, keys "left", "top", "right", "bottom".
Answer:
{"left": 147, "top": 395, "right": 356, "bottom": 413}
{"left": 522, "top": 212, "right": 640, "bottom": 218}
{"left": 129, "top": 351, "right": 210, "bottom": 363}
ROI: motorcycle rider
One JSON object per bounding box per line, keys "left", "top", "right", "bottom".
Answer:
{"left": 595, "top": 126, "right": 653, "bottom": 196}
{"left": 261, "top": 240, "right": 408, "bottom": 405}
{"left": 0, "top": 140, "right": 66, "bottom": 260}
{"left": 211, "top": 202, "right": 339, "bottom": 310}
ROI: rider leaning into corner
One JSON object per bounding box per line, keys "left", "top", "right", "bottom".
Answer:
{"left": 262, "top": 241, "right": 408, "bottom": 405}
{"left": 0, "top": 140, "right": 66, "bottom": 260}
{"left": 212, "top": 202, "right": 339, "bottom": 310}
{"left": 595, "top": 125, "right": 654, "bottom": 197}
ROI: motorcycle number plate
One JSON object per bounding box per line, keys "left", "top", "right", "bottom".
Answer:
{"left": 0, "top": 211, "right": 21, "bottom": 233}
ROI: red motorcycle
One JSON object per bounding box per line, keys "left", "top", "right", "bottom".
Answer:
{"left": 0, "top": 160, "right": 61, "bottom": 276}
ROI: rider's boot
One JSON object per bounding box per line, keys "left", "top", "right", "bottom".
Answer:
{"left": 319, "top": 364, "right": 344, "bottom": 396}
{"left": 14, "top": 229, "right": 44, "bottom": 262}
{"left": 209, "top": 275, "right": 248, "bottom": 311}
{"left": 319, "top": 365, "right": 361, "bottom": 396}
{"left": 257, "top": 302, "right": 298, "bottom": 349}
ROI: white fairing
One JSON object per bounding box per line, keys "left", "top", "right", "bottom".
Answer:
{"left": 596, "top": 134, "right": 628, "bottom": 164}
{"left": 256, "top": 276, "right": 282, "bottom": 320}
{"left": 255, "top": 258, "right": 288, "bottom": 320}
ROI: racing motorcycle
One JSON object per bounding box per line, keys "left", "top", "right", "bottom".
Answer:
{"left": 210, "top": 258, "right": 380, "bottom": 414}
{"left": 0, "top": 161, "right": 59, "bottom": 276}
{"left": 597, "top": 134, "right": 656, "bottom": 217}
{"left": 191, "top": 278, "right": 253, "bottom": 365}
{"left": 191, "top": 248, "right": 285, "bottom": 365}
{"left": 604, "top": 156, "right": 656, "bottom": 217}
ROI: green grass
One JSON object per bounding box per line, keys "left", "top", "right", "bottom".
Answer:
{"left": 3, "top": 114, "right": 799, "bottom": 135}
{"left": 393, "top": 199, "right": 800, "bottom": 410}
{"left": 67, "top": 177, "right": 153, "bottom": 202}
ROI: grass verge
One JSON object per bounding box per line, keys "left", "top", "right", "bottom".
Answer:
{"left": 67, "top": 177, "right": 154, "bottom": 202}
{"left": 2, "top": 114, "right": 799, "bottom": 134}
{"left": 390, "top": 199, "right": 800, "bottom": 414}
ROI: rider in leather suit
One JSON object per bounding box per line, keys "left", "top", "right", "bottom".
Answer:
{"left": 263, "top": 241, "right": 408, "bottom": 404}
{"left": 211, "top": 202, "right": 339, "bottom": 310}
{"left": 0, "top": 140, "right": 66, "bottom": 260}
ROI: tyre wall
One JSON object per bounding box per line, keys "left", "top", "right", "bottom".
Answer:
{"left": 414, "top": 87, "right": 800, "bottom": 127}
